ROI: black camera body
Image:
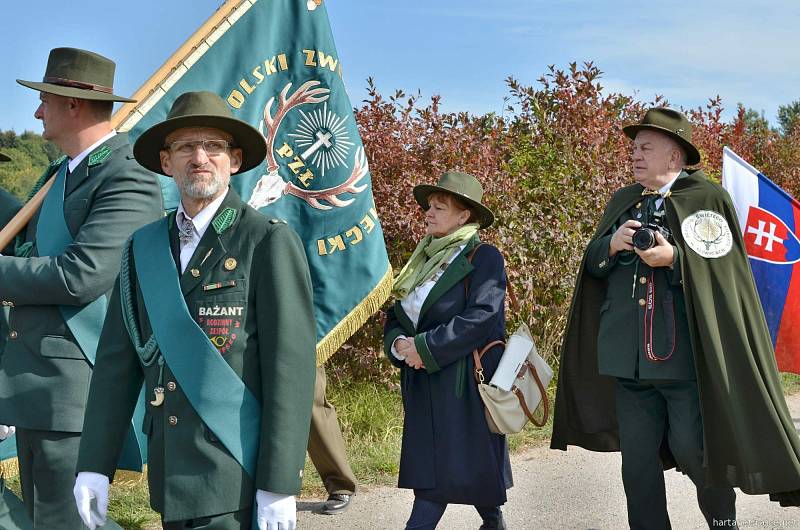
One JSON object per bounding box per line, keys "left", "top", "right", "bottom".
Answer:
{"left": 632, "top": 210, "right": 672, "bottom": 250}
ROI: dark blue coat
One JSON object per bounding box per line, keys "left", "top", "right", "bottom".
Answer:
{"left": 384, "top": 237, "right": 513, "bottom": 506}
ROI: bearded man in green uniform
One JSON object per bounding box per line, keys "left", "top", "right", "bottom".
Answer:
{"left": 0, "top": 47, "right": 163, "bottom": 528}
{"left": 551, "top": 107, "right": 800, "bottom": 529}
{"left": 74, "top": 91, "right": 317, "bottom": 530}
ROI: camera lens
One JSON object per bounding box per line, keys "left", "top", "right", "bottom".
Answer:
{"left": 632, "top": 228, "right": 656, "bottom": 250}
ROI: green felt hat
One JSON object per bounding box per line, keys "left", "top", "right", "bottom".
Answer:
{"left": 0, "top": 153, "right": 9, "bottom": 162}
{"left": 623, "top": 107, "right": 700, "bottom": 165}
{"left": 133, "top": 91, "right": 267, "bottom": 176}
{"left": 17, "top": 47, "right": 134, "bottom": 103}
{"left": 413, "top": 171, "right": 495, "bottom": 229}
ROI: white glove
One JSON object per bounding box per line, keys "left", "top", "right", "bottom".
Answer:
{"left": 73, "top": 471, "right": 110, "bottom": 530}
{"left": 256, "top": 489, "right": 296, "bottom": 530}
{"left": 0, "top": 425, "right": 15, "bottom": 440}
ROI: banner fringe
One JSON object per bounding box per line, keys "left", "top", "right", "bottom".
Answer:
{"left": 316, "top": 264, "right": 393, "bottom": 365}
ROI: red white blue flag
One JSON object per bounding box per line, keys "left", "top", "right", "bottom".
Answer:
{"left": 722, "top": 147, "right": 800, "bottom": 374}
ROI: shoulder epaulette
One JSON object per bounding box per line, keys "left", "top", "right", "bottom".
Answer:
{"left": 88, "top": 145, "right": 112, "bottom": 167}
{"left": 212, "top": 207, "right": 237, "bottom": 234}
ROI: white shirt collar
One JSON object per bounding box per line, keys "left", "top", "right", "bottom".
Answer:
{"left": 68, "top": 130, "right": 116, "bottom": 173}
{"left": 654, "top": 171, "right": 682, "bottom": 208}
{"left": 175, "top": 188, "right": 230, "bottom": 241}
{"left": 658, "top": 171, "right": 682, "bottom": 195}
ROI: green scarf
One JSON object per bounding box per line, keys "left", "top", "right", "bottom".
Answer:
{"left": 392, "top": 223, "right": 479, "bottom": 299}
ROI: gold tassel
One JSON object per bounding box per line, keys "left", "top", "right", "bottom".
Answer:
{"left": 316, "top": 264, "right": 393, "bottom": 365}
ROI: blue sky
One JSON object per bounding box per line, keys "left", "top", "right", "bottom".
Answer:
{"left": 2, "top": 0, "right": 797, "bottom": 132}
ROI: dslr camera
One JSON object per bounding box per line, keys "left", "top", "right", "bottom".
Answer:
{"left": 632, "top": 210, "right": 672, "bottom": 250}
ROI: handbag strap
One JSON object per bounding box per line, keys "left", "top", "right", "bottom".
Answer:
{"left": 466, "top": 243, "right": 550, "bottom": 427}
{"left": 472, "top": 340, "right": 505, "bottom": 384}
{"left": 514, "top": 361, "right": 550, "bottom": 427}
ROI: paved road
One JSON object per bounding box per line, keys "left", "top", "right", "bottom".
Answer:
{"left": 298, "top": 394, "right": 800, "bottom": 529}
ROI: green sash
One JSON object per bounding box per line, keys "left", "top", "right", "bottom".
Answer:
{"left": 35, "top": 160, "right": 106, "bottom": 364}
{"left": 34, "top": 159, "right": 145, "bottom": 474}
{"left": 132, "top": 218, "right": 261, "bottom": 477}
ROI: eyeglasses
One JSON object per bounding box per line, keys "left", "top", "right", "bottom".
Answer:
{"left": 164, "top": 139, "right": 235, "bottom": 156}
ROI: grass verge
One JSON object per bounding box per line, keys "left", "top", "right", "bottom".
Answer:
{"left": 1, "top": 372, "right": 797, "bottom": 529}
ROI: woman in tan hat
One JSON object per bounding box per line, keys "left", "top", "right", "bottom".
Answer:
{"left": 383, "top": 171, "right": 511, "bottom": 530}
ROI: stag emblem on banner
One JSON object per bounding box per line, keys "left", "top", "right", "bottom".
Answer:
{"left": 247, "top": 80, "right": 369, "bottom": 210}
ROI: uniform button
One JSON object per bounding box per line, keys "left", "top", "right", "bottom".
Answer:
{"left": 8, "top": 331, "right": 18, "bottom": 340}
{"left": 638, "top": 299, "right": 646, "bottom": 307}
{"left": 166, "top": 381, "right": 177, "bottom": 392}
{"left": 190, "top": 268, "right": 200, "bottom": 277}
{"left": 639, "top": 276, "right": 647, "bottom": 284}
{"left": 168, "top": 416, "right": 178, "bottom": 426}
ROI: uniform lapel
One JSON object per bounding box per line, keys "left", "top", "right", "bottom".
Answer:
{"left": 178, "top": 189, "right": 243, "bottom": 297}
{"left": 65, "top": 133, "right": 127, "bottom": 197}
{"left": 418, "top": 235, "right": 478, "bottom": 321}
{"left": 167, "top": 212, "right": 181, "bottom": 271}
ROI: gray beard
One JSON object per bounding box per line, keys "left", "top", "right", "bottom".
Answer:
{"left": 180, "top": 174, "right": 226, "bottom": 200}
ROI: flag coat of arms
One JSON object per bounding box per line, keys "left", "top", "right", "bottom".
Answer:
{"left": 722, "top": 146, "right": 800, "bottom": 374}
{"left": 112, "top": 0, "right": 391, "bottom": 364}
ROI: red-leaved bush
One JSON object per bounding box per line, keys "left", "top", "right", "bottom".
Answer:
{"left": 328, "top": 63, "right": 800, "bottom": 385}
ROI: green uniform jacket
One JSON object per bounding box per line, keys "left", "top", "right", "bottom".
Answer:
{"left": 77, "top": 189, "right": 317, "bottom": 521}
{"left": 551, "top": 169, "right": 800, "bottom": 506}
{"left": 0, "top": 189, "right": 22, "bottom": 353}
{"left": 584, "top": 181, "right": 695, "bottom": 381}
{"left": 0, "top": 133, "right": 163, "bottom": 432}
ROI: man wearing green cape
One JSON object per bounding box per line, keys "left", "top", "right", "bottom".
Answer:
{"left": 551, "top": 107, "right": 800, "bottom": 529}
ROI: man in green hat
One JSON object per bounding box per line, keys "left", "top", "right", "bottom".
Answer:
{"left": 0, "top": 47, "right": 162, "bottom": 528}
{"left": 74, "top": 91, "right": 316, "bottom": 530}
{"left": 551, "top": 107, "right": 800, "bottom": 529}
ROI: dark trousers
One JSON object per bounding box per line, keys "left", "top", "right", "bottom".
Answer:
{"left": 16, "top": 428, "right": 84, "bottom": 529}
{"left": 405, "top": 496, "right": 502, "bottom": 530}
{"left": 162, "top": 507, "right": 251, "bottom": 529}
{"left": 307, "top": 365, "right": 357, "bottom": 495}
{"left": 615, "top": 378, "right": 737, "bottom": 530}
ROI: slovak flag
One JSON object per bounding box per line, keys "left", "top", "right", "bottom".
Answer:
{"left": 722, "top": 147, "right": 800, "bottom": 374}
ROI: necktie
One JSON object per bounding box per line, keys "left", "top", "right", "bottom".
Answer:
{"left": 177, "top": 212, "right": 195, "bottom": 245}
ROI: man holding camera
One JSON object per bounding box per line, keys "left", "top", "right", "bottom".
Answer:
{"left": 552, "top": 107, "right": 800, "bottom": 529}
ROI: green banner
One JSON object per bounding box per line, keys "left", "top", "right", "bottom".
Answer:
{"left": 116, "top": 0, "right": 391, "bottom": 363}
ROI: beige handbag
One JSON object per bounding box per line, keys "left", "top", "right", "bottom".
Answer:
{"left": 466, "top": 245, "right": 553, "bottom": 435}
{"left": 473, "top": 323, "right": 553, "bottom": 434}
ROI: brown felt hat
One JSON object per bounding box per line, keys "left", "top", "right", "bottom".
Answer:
{"left": 17, "top": 47, "right": 134, "bottom": 103}
{"left": 623, "top": 107, "right": 700, "bottom": 165}
{"left": 133, "top": 91, "right": 267, "bottom": 176}
{"left": 413, "top": 171, "right": 494, "bottom": 229}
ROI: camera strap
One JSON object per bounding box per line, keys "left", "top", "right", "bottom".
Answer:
{"left": 643, "top": 270, "right": 676, "bottom": 362}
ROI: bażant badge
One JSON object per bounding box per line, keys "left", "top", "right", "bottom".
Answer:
{"left": 681, "top": 210, "right": 733, "bottom": 258}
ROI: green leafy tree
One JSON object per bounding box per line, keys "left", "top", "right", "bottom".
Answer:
{"left": 0, "top": 130, "right": 60, "bottom": 200}
{"left": 777, "top": 100, "right": 800, "bottom": 135}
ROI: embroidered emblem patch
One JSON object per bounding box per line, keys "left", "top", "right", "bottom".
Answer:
{"left": 196, "top": 304, "right": 244, "bottom": 355}
{"left": 212, "top": 208, "right": 237, "bottom": 234}
{"left": 681, "top": 210, "right": 733, "bottom": 258}
{"left": 88, "top": 146, "right": 112, "bottom": 166}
